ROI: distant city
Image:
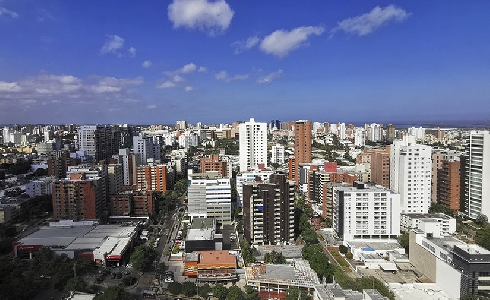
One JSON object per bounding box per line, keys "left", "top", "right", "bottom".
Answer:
{"left": 0, "top": 119, "right": 489, "bottom": 300}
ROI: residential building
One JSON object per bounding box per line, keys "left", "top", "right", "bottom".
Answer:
{"left": 25, "top": 178, "right": 55, "bottom": 198}
{"left": 239, "top": 118, "right": 268, "bottom": 172}
{"left": 370, "top": 147, "right": 390, "bottom": 189}
{"left": 292, "top": 120, "right": 312, "bottom": 184}
{"left": 77, "top": 125, "right": 97, "bottom": 159}
{"left": 94, "top": 125, "right": 121, "bottom": 163}
{"left": 437, "top": 158, "right": 461, "bottom": 211}
{"left": 136, "top": 164, "right": 167, "bottom": 192}
{"left": 200, "top": 154, "right": 228, "bottom": 177}
{"left": 133, "top": 133, "right": 160, "bottom": 165}
{"left": 333, "top": 182, "right": 401, "bottom": 241}
{"left": 236, "top": 170, "right": 273, "bottom": 207}
{"left": 242, "top": 174, "right": 295, "bottom": 245}
{"left": 110, "top": 190, "right": 154, "bottom": 216}
{"left": 400, "top": 213, "right": 456, "bottom": 236}
{"left": 390, "top": 135, "right": 432, "bottom": 214}
{"left": 107, "top": 164, "right": 123, "bottom": 196}
{"left": 271, "top": 144, "right": 285, "bottom": 164}
{"left": 462, "top": 131, "right": 490, "bottom": 220}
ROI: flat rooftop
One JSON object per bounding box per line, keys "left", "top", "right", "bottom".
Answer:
{"left": 347, "top": 240, "right": 402, "bottom": 251}
{"left": 197, "top": 251, "right": 236, "bottom": 267}
{"left": 187, "top": 228, "right": 214, "bottom": 241}
{"left": 389, "top": 283, "right": 452, "bottom": 300}
{"left": 190, "top": 218, "right": 215, "bottom": 230}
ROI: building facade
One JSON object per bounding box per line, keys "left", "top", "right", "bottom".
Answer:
{"left": 293, "top": 120, "right": 312, "bottom": 184}
{"left": 239, "top": 118, "right": 268, "bottom": 172}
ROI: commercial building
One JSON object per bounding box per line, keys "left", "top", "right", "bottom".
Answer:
{"left": 462, "top": 130, "right": 490, "bottom": 220}
{"left": 400, "top": 213, "right": 456, "bottom": 236}
{"left": 187, "top": 171, "right": 232, "bottom": 224}
{"left": 13, "top": 221, "right": 137, "bottom": 267}
{"left": 333, "top": 182, "right": 400, "bottom": 241}
{"left": 239, "top": 118, "right": 268, "bottom": 172}
{"left": 390, "top": 135, "right": 432, "bottom": 214}
{"left": 184, "top": 250, "right": 237, "bottom": 281}
{"left": 242, "top": 174, "right": 295, "bottom": 245}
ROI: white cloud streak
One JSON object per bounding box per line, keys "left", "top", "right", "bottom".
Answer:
{"left": 215, "top": 70, "right": 248, "bottom": 82}
{"left": 185, "top": 86, "right": 194, "bottom": 92}
{"left": 142, "top": 60, "right": 152, "bottom": 68}
{"left": 157, "top": 81, "right": 176, "bottom": 89}
{"left": 168, "top": 0, "right": 234, "bottom": 35}
{"left": 256, "top": 70, "right": 283, "bottom": 84}
{"left": 198, "top": 66, "right": 207, "bottom": 73}
{"left": 331, "top": 5, "right": 410, "bottom": 36}
{"left": 147, "top": 104, "right": 157, "bottom": 109}
{"left": 260, "top": 26, "right": 324, "bottom": 58}
{"left": 128, "top": 47, "right": 137, "bottom": 57}
{"left": 232, "top": 36, "right": 260, "bottom": 54}
{"left": 0, "top": 7, "right": 18, "bottom": 18}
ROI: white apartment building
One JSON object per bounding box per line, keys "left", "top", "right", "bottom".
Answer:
{"left": 77, "top": 125, "right": 97, "bottom": 158}
{"left": 365, "top": 123, "right": 383, "bottom": 142}
{"left": 400, "top": 213, "right": 456, "bottom": 236}
{"left": 408, "top": 127, "right": 426, "bottom": 140}
{"left": 25, "top": 178, "right": 55, "bottom": 198}
{"left": 333, "top": 182, "right": 401, "bottom": 241}
{"left": 354, "top": 129, "right": 365, "bottom": 147}
{"left": 178, "top": 131, "right": 199, "bottom": 149}
{"left": 390, "top": 135, "right": 432, "bottom": 214}
{"left": 133, "top": 133, "right": 160, "bottom": 165}
{"left": 236, "top": 170, "right": 273, "bottom": 207}
{"left": 464, "top": 130, "right": 490, "bottom": 220}
{"left": 239, "top": 118, "right": 267, "bottom": 172}
{"left": 187, "top": 173, "right": 232, "bottom": 224}
{"left": 271, "top": 144, "right": 285, "bottom": 164}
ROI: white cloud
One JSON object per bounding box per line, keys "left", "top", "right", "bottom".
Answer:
{"left": 0, "top": 7, "right": 19, "bottom": 18}
{"left": 142, "top": 60, "right": 152, "bottom": 68}
{"left": 0, "top": 81, "right": 22, "bottom": 92}
{"left": 157, "top": 81, "right": 176, "bottom": 89}
{"left": 331, "top": 5, "right": 410, "bottom": 36}
{"left": 185, "top": 86, "right": 194, "bottom": 92}
{"left": 37, "top": 9, "right": 53, "bottom": 22}
{"left": 260, "top": 26, "right": 324, "bottom": 58}
{"left": 100, "top": 35, "right": 125, "bottom": 54}
{"left": 215, "top": 70, "right": 248, "bottom": 82}
{"left": 128, "top": 47, "right": 137, "bottom": 57}
{"left": 256, "top": 70, "right": 283, "bottom": 84}
{"left": 147, "top": 104, "right": 157, "bottom": 109}
{"left": 173, "top": 75, "right": 184, "bottom": 82}
{"left": 180, "top": 63, "right": 197, "bottom": 73}
{"left": 232, "top": 36, "right": 260, "bottom": 54}
{"left": 198, "top": 66, "right": 207, "bottom": 73}
{"left": 168, "top": 0, "right": 234, "bottom": 35}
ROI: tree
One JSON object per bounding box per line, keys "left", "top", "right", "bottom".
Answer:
{"left": 226, "top": 285, "right": 244, "bottom": 300}
{"left": 182, "top": 281, "right": 197, "bottom": 297}
{"left": 95, "top": 286, "right": 131, "bottom": 300}
{"left": 130, "top": 245, "right": 154, "bottom": 271}
{"left": 397, "top": 232, "right": 410, "bottom": 254}
{"left": 243, "top": 285, "right": 258, "bottom": 300}
{"left": 284, "top": 287, "right": 309, "bottom": 300}
{"left": 339, "top": 245, "right": 348, "bottom": 254}
{"left": 167, "top": 282, "right": 183, "bottom": 295}
{"left": 199, "top": 283, "right": 212, "bottom": 299}
{"left": 264, "top": 250, "right": 287, "bottom": 264}
{"left": 212, "top": 283, "right": 228, "bottom": 300}
{"left": 475, "top": 214, "right": 489, "bottom": 225}
{"left": 63, "top": 278, "right": 87, "bottom": 292}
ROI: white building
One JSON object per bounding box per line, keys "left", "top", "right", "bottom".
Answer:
{"left": 390, "top": 135, "right": 432, "bottom": 214}
{"left": 271, "top": 144, "right": 285, "bottom": 164}
{"left": 333, "top": 182, "right": 400, "bottom": 241}
{"left": 408, "top": 127, "right": 426, "bottom": 140}
{"left": 133, "top": 133, "right": 160, "bottom": 165}
{"left": 77, "top": 125, "right": 97, "bottom": 158}
{"left": 239, "top": 118, "right": 267, "bottom": 172}
{"left": 365, "top": 123, "right": 383, "bottom": 142}
{"left": 178, "top": 131, "right": 199, "bottom": 149}
{"left": 236, "top": 170, "right": 273, "bottom": 207}
{"left": 187, "top": 172, "right": 232, "bottom": 224}
{"left": 354, "top": 129, "right": 365, "bottom": 147}
{"left": 25, "top": 178, "right": 55, "bottom": 198}
{"left": 464, "top": 130, "right": 490, "bottom": 220}
{"left": 400, "top": 213, "right": 456, "bottom": 236}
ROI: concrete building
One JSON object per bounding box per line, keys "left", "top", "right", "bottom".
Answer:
{"left": 462, "top": 131, "right": 490, "bottom": 220}
{"left": 437, "top": 158, "right": 461, "bottom": 211}
{"left": 136, "top": 164, "right": 167, "bottom": 193}
{"left": 236, "top": 170, "right": 273, "bottom": 207}
{"left": 390, "top": 135, "right": 432, "bottom": 214}
{"left": 25, "top": 178, "right": 55, "bottom": 198}
{"left": 107, "top": 164, "right": 123, "bottom": 196}
{"left": 400, "top": 213, "right": 456, "bottom": 236}
{"left": 432, "top": 149, "right": 462, "bottom": 203}
{"left": 333, "top": 182, "right": 400, "bottom": 241}
{"left": 370, "top": 147, "right": 390, "bottom": 189}
{"left": 133, "top": 133, "right": 160, "bottom": 165}
{"left": 187, "top": 172, "right": 232, "bottom": 224}
{"left": 184, "top": 250, "right": 237, "bottom": 281}
{"left": 47, "top": 150, "right": 80, "bottom": 179}
{"left": 242, "top": 174, "right": 295, "bottom": 245}
{"left": 94, "top": 125, "right": 121, "bottom": 163}
{"left": 77, "top": 125, "right": 97, "bottom": 159}
{"left": 113, "top": 148, "right": 139, "bottom": 189}
{"left": 409, "top": 227, "right": 490, "bottom": 298}
{"left": 110, "top": 190, "right": 154, "bottom": 216}
{"left": 0, "top": 207, "right": 14, "bottom": 224}
{"left": 239, "top": 118, "right": 268, "bottom": 172}
{"left": 292, "top": 120, "right": 312, "bottom": 184}
{"left": 271, "top": 144, "right": 285, "bottom": 164}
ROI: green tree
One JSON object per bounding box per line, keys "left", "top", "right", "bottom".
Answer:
{"left": 243, "top": 285, "right": 259, "bottom": 300}
{"left": 130, "top": 245, "right": 154, "bottom": 271}
{"left": 339, "top": 245, "right": 348, "bottom": 254}
{"left": 167, "top": 282, "right": 183, "bottom": 295}
{"left": 264, "top": 250, "right": 287, "bottom": 264}
{"left": 212, "top": 283, "right": 228, "bottom": 300}
{"left": 284, "top": 287, "right": 309, "bottom": 300}
{"left": 226, "top": 285, "right": 244, "bottom": 300}
{"left": 397, "top": 232, "right": 410, "bottom": 254}
{"left": 63, "top": 278, "right": 87, "bottom": 292}
{"left": 199, "top": 283, "right": 212, "bottom": 299}
{"left": 302, "top": 244, "right": 333, "bottom": 282}
{"left": 95, "top": 286, "right": 131, "bottom": 300}
{"left": 182, "top": 281, "right": 197, "bottom": 297}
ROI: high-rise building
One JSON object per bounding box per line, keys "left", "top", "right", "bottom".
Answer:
{"left": 370, "top": 147, "right": 390, "bottom": 189}
{"left": 270, "top": 144, "right": 285, "bottom": 165}
{"left": 136, "top": 164, "right": 167, "bottom": 193}
{"left": 242, "top": 174, "right": 295, "bottom": 245}
{"left": 333, "top": 182, "right": 401, "bottom": 241}
{"left": 239, "top": 118, "right": 267, "bottom": 172}
{"left": 52, "top": 173, "right": 105, "bottom": 221}
{"left": 390, "top": 135, "right": 432, "bottom": 214}
{"left": 107, "top": 164, "right": 123, "bottom": 196}
{"left": 437, "top": 159, "right": 461, "bottom": 211}
{"left": 133, "top": 133, "right": 160, "bottom": 165}
{"left": 386, "top": 124, "right": 396, "bottom": 142}
{"left": 462, "top": 131, "right": 490, "bottom": 220}
{"left": 200, "top": 154, "right": 227, "bottom": 177}
{"left": 95, "top": 125, "right": 121, "bottom": 163}
{"left": 431, "top": 150, "right": 462, "bottom": 203}
{"left": 78, "top": 125, "right": 97, "bottom": 158}
{"left": 293, "top": 120, "right": 312, "bottom": 184}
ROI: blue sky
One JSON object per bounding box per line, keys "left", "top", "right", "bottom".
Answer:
{"left": 1, "top": 0, "right": 489, "bottom": 125}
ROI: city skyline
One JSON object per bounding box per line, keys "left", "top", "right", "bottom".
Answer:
{"left": 1, "top": 1, "right": 490, "bottom": 125}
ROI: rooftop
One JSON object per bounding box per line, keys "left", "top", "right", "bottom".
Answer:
{"left": 197, "top": 251, "right": 236, "bottom": 267}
